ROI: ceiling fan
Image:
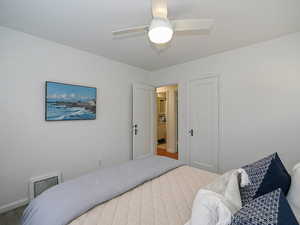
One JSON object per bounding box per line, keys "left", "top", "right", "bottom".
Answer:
{"left": 112, "top": 0, "right": 214, "bottom": 45}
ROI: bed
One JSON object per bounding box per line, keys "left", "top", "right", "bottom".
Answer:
{"left": 69, "top": 166, "right": 218, "bottom": 225}
{"left": 22, "top": 156, "right": 219, "bottom": 225}
{"left": 22, "top": 152, "right": 300, "bottom": 225}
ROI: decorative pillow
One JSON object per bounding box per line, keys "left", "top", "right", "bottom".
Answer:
{"left": 240, "top": 153, "right": 291, "bottom": 205}
{"left": 231, "top": 189, "right": 299, "bottom": 225}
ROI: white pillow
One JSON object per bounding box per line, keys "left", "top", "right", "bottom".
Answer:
{"left": 191, "top": 190, "right": 232, "bottom": 225}
{"left": 289, "top": 202, "right": 300, "bottom": 223}
{"left": 287, "top": 163, "right": 300, "bottom": 222}
{"left": 204, "top": 169, "right": 249, "bottom": 212}
{"left": 190, "top": 169, "right": 250, "bottom": 225}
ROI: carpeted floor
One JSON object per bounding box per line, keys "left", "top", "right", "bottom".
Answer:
{"left": 0, "top": 205, "right": 26, "bottom": 225}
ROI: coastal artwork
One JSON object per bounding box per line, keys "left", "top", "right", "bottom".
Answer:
{"left": 45, "top": 82, "right": 96, "bottom": 121}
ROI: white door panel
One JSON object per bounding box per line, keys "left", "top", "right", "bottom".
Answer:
{"left": 188, "top": 77, "right": 219, "bottom": 172}
{"left": 133, "top": 84, "right": 155, "bottom": 159}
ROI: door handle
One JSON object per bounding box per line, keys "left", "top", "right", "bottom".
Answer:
{"left": 133, "top": 124, "right": 138, "bottom": 135}
{"left": 189, "top": 129, "right": 194, "bottom": 136}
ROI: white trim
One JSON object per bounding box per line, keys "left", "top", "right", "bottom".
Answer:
{"left": 151, "top": 86, "right": 156, "bottom": 156}
{"left": 153, "top": 87, "right": 158, "bottom": 156}
{"left": 0, "top": 198, "right": 29, "bottom": 214}
{"left": 177, "top": 83, "right": 183, "bottom": 162}
{"left": 216, "top": 75, "right": 223, "bottom": 173}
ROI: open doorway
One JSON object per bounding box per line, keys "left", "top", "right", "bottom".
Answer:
{"left": 156, "top": 85, "right": 178, "bottom": 160}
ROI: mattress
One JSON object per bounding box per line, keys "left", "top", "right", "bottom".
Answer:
{"left": 69, "top": 165, "right": 219, "bottom": 225}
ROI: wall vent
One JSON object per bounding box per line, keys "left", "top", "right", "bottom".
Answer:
{"left": 29, "top": 172, "right": 62, "bottom": 200}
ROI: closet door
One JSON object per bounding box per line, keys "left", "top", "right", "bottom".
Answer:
{"left": 188, "top": 77, "right": 219, "bottom": 172}
{"left": 132, "top": 83, "right": 155, "bottom": 159}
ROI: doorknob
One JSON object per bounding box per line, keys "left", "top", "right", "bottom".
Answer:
{"left": 133, "top": 124, "right": 138, "bottom": 135}
{"left": 189, "top": 129, "right": 194, "bottom": 136}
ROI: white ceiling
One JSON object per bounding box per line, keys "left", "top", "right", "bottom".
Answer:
{"left": 1, "top": 0, "right": 300, "bottom": 71}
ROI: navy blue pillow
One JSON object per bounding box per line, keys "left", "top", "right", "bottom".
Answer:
{"left": 240, "top": 153, "right": 291, "bottom": 205}
{"left": 231, "top": 189, "right": 299, "bottom": 225}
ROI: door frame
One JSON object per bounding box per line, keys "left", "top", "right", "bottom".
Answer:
{"left": 186, "top": 74, "right": 221, "bottom": 172}
{"left": 150, "top": 74, "right": 221, "bottom": 171}
{"left": 154, "top": 83, "right": 180, "bottom": 158}
{"left": 132, "top": 83, "right": 156, "bottom": 159}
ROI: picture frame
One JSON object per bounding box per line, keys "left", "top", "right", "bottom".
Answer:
{"left": 45, "top": 81, "right": 97, "bottom": 121}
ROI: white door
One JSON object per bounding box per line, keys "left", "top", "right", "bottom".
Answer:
{"left": 188, "top": 77, "right": 219, "bottom": 172}
{"left": 132, "top": 83, "right": 155, "bottom": 159}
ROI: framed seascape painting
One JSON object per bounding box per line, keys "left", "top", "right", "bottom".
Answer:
{"left": 45, "top": 81, "right": 97, "bottom": 121}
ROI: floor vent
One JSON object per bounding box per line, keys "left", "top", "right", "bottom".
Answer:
{"left": 29, "top": 172, "right": 62, "bottom": 200}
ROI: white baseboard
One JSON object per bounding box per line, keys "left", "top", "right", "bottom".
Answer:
{"left": 0, "top": 198, "right": 29, "bottom": 214}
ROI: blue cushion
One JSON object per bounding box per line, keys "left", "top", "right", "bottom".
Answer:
{"left": 231, "top": 189, "right": 299, "bottom": 225}
{"left": 240, "top": 153, "right": 291, "bottom": 205}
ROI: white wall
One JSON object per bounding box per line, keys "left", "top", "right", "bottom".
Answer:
{"left": 150, "top": 32, "right": 300, "bottom": 173}
{"left": 0, "top": 26, "right": 149, "bottom": 210}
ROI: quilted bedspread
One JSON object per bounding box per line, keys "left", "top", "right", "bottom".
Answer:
{"left": 69, "top": 166, "right": 219, "bottom": 225}
{"left": 23, "top": 156, "right": 185, "bottom": 225}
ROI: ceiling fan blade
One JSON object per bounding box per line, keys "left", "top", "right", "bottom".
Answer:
{"left": 171, "top": 19, "right": 214, "bottom": 32}
{"left": 152, "top": 0, "right": 168, "bottom": 18}
{"left": 112, "top": 25, "right": 148, "bottom": 36}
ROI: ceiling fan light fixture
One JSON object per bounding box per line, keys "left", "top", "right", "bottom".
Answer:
{"left": 148, "top": 18, "right": 173, "bottom": 44}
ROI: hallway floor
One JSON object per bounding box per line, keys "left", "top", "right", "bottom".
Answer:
{"left": 157, "top": 148, "right": 178, "bottom": 160}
